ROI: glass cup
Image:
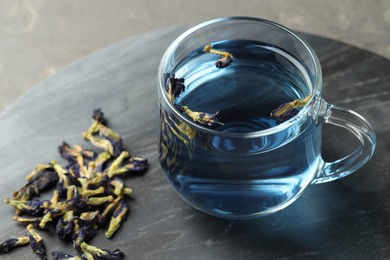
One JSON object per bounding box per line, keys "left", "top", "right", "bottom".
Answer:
{"left": 157, "top": 17, "right": 376, "bottom": 220}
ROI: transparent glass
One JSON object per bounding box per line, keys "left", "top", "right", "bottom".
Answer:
{"left": 157, "top": 17, "right": 376, "bottom": 220}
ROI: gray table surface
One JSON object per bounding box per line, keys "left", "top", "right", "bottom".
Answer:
{"left": 0, "top": 27, "right": 389, "bottom": 259}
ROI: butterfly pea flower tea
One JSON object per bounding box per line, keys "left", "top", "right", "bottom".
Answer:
{"left": 158, "top": 17, "right": 376, "bottom": 220}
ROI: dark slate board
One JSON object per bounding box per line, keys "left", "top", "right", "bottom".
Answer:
{"left": 0, "top": 26, "right": 389, "bottom": 259}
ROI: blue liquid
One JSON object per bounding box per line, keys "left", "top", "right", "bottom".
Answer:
{"left": 159, "top": 40, "right": 321, "bottom": 219}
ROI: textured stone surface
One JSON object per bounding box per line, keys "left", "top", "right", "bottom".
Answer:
{"left": 0, "top": 0, "right": 389, "bottom": 111}
{"left": 0, "top": 27, "right": 389, "bottom": 259}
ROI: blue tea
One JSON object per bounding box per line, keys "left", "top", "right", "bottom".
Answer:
{"left": 159, "top": 40, "right": 321, "bottom": 219}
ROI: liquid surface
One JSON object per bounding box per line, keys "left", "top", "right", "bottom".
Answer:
{"left": 174, "top": 40, "right": 311, "bottom": 133}
{"left": 160, "top": 40, "right": 320, "bottom": 219}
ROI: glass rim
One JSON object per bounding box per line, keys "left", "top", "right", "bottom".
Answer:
{"left": 158, "top": 16, "right": 322, "bottom": 138}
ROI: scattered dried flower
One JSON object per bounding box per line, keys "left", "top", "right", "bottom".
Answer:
{"left": 3, "top": 109, "right": 147, "bottom": 259}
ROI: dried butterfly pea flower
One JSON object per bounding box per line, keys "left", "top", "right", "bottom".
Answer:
{"left": 51, "top": 251, "right": 83, "bottom": 260}
{"left": 271, "top": 94, "right": 312, "bottom": 121}
{"left": 83, "top": 133, "right": 123, "bottom": 157}
{"left": 94, "top": 152, "right": 112, "bottom": 173}
{"left": 0, "top": 236, "right": 30, "bottom": 254}
{"left": 27, "top": 224, "right": 48, "bottom": 260}
{"left": 98, "top": 196, "right": 122, "bottom": 225}
{"left": 109, "top": 178, "right": 132, "bottom": 196}
{"left": 87, "top": 196, "right": 114, "bottom": 206}
{"left": 107, "top": 151, "right": 129, "bottom": 176}
{"left": 203, "top": 44, "right": 233, "bottom": 69}
{"left": 13, "top": 169, "right": 59, "bottom": 201}
{"left": 67, "top": 185, "right": 78, "bottom": 201}
{"left": 175, "top": 105, "right": 222, "bottom": 126}
{"left": 68, "top": 192, "right": 90, "bottom": 214}
{"left": 85, "top": 109, "right": 121, "bottom": 142}
{"left": 25, "top": 164, "right": 53, "bottom": 181}
{"left": 79, "top": 186, "right": 105, "bottom": 198}
{"left": 56, "top": 211, "right": 75, "bottom": 241}
{"left": 78, "top": 211, "right": 100, "bottom": 228}
{"left": 108, "top": 156, "right": 148, "bottom": 178}
{"left": 73, "top": 227, "right": 97, "bottom": 252}
{"left": 58, "top": 142, "right": 96, "bottom": 162}
{"left": 12, "top": 215, "right": 42, "bottom": 225}
{"left": 80, "top": 242, "right": 124, "bottom": 260}
{"left": 39, "top": 211, "right": 53, "bottom": 229}
{"left": 165, "top": 73, "right": 185, "bottom": 102}
{"left": 58, "top": 143, "right": 96, "bottom": 179}
{"left": 4, "top": 198, "right": 48, "bottom": 216}
{"left": 105, "top": 200, "right": 128, "bottom": 239}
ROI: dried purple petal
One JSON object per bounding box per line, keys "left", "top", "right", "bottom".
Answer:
{"left": 92, "top": 108, "right": 105, "bottom": 123}
{"left": 13, "top": 169, "right": 59, "bottom": 200}
{"left": 68, "top": 191, "right": 90, "bottom": 214}
{"left": 56, "top": 211, "right": 75, "bottom": 241}
{"left": 165, "top": 73, "right": 185, "bottom": 102}
{"left": 215, "top": 55, "right": 233, "bottom": 69}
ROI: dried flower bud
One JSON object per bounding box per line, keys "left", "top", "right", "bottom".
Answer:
{"left": 25, "top": 164, "right": 53, "bottom": 181}
{"left": 165, "top": 73, "right": 185, "bottom": 102}
{"left": 0, "top": 236, "right": 30, "bottom": 254}
{"left": 80, "top": 242, "right": 124, "bottom": 260}
{"left": 78, "top": 211, "right": 100, "bottom": 228}
{"left": 203, "top": 44, "right": 233, "bottom": 69}
{"left": 107, "top": 151, "right": 129, "bottom": 176}
{"left": 13, "top": 169, "right": 59, "bottom": 201}
{"left": 92, "top": 108, "right": 105, "bottom": 123}
{"left": 270, "top": 94, "right": 312, "bottom": 121}
{"left": 87, "top": 196, "right": 114, "bottom": 206}
{"left": 58, "top": 142, "right": 95, "bottom": 163}
{"left": 98, "top": 196, "right": 121, "bottom": 225}
{"left": 73, "top": 227, "right": 97, "bottom": 252}
{"left": 109, "top": 178, "right": 128, "bottom": 196}
{"left": 215, "top": 55, "right": 233, "bottom": 69}
{"left": 80, "top": 186, "right": 105, "bottom": 198}
{"left": 56, "top": 211, "right": 75, "bottom": 241}
{"left": 105, "top": 200, "right": 128, "bottom": 239}
{"left": 176, "top": 105, "right": 222, "bottom": 126}
{"left": 12, "top": 215, "right": 42, "bottom": 225}
{"left": 39, "top": 211, "right": 53, "bottom": 229}
{"left": 5, "top": 198, "right": 48, "bottom": 216}
{"left": 108, "top": 156, "right": 148, "bottom": 178}
{"left": 27, "top": 224, "right": 47, "bottom": 260}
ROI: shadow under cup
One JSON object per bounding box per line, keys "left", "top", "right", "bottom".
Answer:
{"left": 157, "top": 17, "right": 376, "bottom": 220}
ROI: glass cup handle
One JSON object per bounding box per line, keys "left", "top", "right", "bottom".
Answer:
{"left": 312, "top": 100, "right": 376, "bottom": 184}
